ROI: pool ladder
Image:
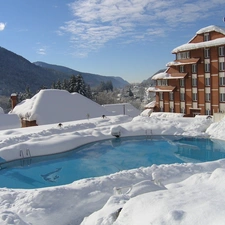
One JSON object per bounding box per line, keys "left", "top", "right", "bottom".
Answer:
{"left": 145, "top": 129, "right": 153, "bottom": 139}
{"left": 19, "top": 149, "right": 32, "bottom": 166}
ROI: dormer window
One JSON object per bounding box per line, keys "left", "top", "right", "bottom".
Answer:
{"left": 157, "top": 79, "right": 168, "bottom": 86}
{"left": 204, "top": 33, "right": 210, "bottom": 41}
{"left": 177, "top": 51, "right": 190, "bottom": 60}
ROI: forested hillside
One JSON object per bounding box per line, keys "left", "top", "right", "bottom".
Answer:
{"left": 34, "top": 61, "right": 129, "bottom": 89}
{"left": 0, "top": 47, "right": 129, "bottom": 96}
{"left": 0, "top": 47, "right": 71, "bottom": 95}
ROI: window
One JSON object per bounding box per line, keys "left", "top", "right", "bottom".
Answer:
{"left": 205, "top": 63, "right": 210, "bottom": 72}
{"left": 180, "top": 79, "right": 185, "bottom": 87}
{"left": 160, "top": 106, "right": 164, "bottom": 112}
{"left": 180, "top": 65, "right": 184, "bottom": 73}
{"left": 205, "top": 93, "right": 210, "bottom": 101}
{"left": 204, "top": 33, "right": 210, "bottom": 41}
{"left": 159, "top": 92, "right": 163, "bottom": 101}
{"left": 206, "top": 109, "right": 211, "bottom": 115}
{"left": 192, "top": 78, "right": 197, "bottom": 87}
{"left": 220, "top": 77, "right": 225, "bottom": 86}
{"left": 204, "top": 48, "right": 210, "bottom": 58}
{"left": 192, "top": 93, "right": 197, "bottom": 101}
{"left": 220, "top": 93, "right": 225, "bottom": 102}
{"left": 180, "top": 93, "right": 185, "bottom": 101}
{"left": 177, "top": 51, "right": 190, "bottom": 59}
{"left": 219, "top": 62, "right": 225, "bottom": 71}
{"left": 161, "top": 80, "right": 168, "bottom": 86}
{"left": 205, "top": 77, "right": 210, "bottom": 86}
{"left": 169, "top": 92, "right": 174, "bottom": 101}
{"left": 192, "top": 64, "right": 197, "bottom": 73}
{"left": 219, "top": 46, "right": 224, "bottom": 56}
{"left": 157, "top": 80, "right": 162, "bottom": 86}
{"left": 170, "top": 107, "right": 174, "bottom": 113}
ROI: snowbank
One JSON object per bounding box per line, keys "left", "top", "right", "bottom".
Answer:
{"left": 0, "top": 109, "right": 225, "bottom": 224}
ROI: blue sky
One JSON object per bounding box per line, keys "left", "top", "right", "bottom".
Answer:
{"left": 1, "top": 0, "right": 225, "bottom": 83}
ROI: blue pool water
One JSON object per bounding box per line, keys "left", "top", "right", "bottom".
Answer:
{"left": 0, "top": 135, "right": 225, "bottom": 189}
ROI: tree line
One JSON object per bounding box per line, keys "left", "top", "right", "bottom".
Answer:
{"left": 18, "top": 74, "right": 115, "bottom": 104}
{"left": 18, "top": 74, "right": 92, "bottom": 102}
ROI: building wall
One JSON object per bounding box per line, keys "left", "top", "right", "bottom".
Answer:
{"left": 152, "top": 28, "right": 225, "bottom": 116}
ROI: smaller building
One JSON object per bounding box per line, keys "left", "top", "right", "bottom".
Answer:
{"left": 10, "top": 89, "right": 114, "bottom": 127}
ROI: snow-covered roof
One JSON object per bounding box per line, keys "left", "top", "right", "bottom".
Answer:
{"left": 144, "top": 101, "right": 156, "bottom": 108}
{"left": 172, "top": 25, "right": 225, "bottom": 53}
{"left": 10, "top": 89, "right": 113, "bottom": 125}
{"left": 147, "top": 86, "right": 175, "bottom": 92}
{"left": 140, "top": 108, "right": 153, "bottom": 117}
{"left": 151, "top": 72, "right": 170, "bottom": 80}
{"left": 172, "top": 37, "right": 225, "bottom": 53}
{"left": 151, "top": 72, "right": 187, "bottom": 80}
{"left": 166, "top": 58, "right": 200, "bottom": 67}
{"left": 196, "top": 25, "right": 225, "bottom": 35}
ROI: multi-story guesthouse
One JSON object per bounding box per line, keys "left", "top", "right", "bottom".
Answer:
{"left": 148, "top": 25, "right": 225, "bottom": 117}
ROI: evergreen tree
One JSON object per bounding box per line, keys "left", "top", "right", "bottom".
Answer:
{"left": 86, "top": 84, "right": 93, "bottom": 99}
{"left": 51, "top": 81, "right": 56, "bottom": 89}
{"left": 128, "top": 88, "right": 134, "bottom": 97}
{"left": 18, "top": 86, "right": 33, "bottom": 102}
{"left": 68, "top": 75, "right": 77, "bottom": 93}
{"left": 55, "top": 80, "right": 62, "bottom": 89}
{"left": 98, "top": 81, "right": 106, "bottom": 92}
{"left": 75, "top": 74, "right": 86, "bottom": 96}
{"left": 50, "top": 74, "right": 93, "bottom": 99}
{"left": 106, "top": 80, "right": 113, "bottom": 92}
{"left": 61, "top": 79, "right": 69, "bottom": 91}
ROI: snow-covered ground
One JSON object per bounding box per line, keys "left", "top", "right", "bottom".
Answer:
{"left": 1, "top": 110, "right": 225, "bottom": 225}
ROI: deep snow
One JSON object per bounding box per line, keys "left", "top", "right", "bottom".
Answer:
{"left": 1, "top": 90, "right": 225, "bottom": 224}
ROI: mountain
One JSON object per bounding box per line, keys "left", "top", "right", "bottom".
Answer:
{"left": 0, "top": 46, "right": 129, "bottom": 96}
{"left": 34, "top": 61, "right": 129, "bottom": 89}
{"left": 141, "top": 68, "right": 166, "bottom": 87}
{"left": 0, "top": 47, "right": 72, "bottom": 95}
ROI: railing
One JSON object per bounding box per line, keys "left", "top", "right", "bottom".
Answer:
{"left": 19, "top": 149, "right": 32, "bottom": 166}
{"left": 145, "top": 129, "right": 153, "bottom": 139}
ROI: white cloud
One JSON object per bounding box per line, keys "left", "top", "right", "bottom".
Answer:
{"left": 59, "top": 0, "right": 225, "bottom": 56}
{"left": 37, "top": 48, "right": 46, "bottom": 55}
{"left": 0, "top": 22, "right": 6, "bottom": 31}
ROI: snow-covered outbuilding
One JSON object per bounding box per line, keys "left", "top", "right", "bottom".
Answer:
{"left": 10, "top": 89, "right": 113, "bottom": 126}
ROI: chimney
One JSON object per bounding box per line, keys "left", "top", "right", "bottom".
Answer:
{"left": 11, "top": 93, "right": 18, "bottom": 109}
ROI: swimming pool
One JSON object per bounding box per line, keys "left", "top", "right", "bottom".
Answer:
{"left": 0, "top": 135, "right": 225, "bottom": 189}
